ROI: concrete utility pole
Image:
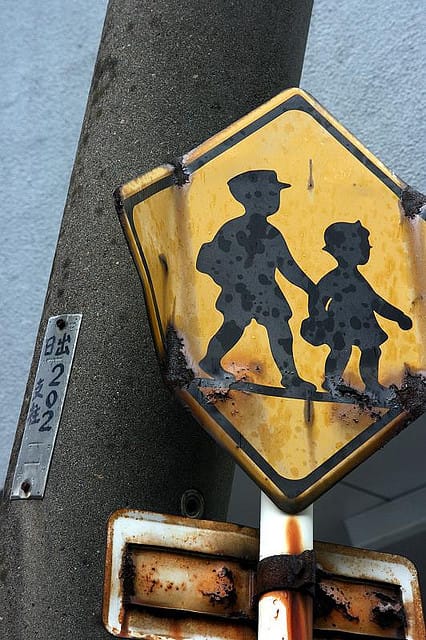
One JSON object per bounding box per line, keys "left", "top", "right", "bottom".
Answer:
{"left": 0, "top": 1, "right": 313, "bottom": 638}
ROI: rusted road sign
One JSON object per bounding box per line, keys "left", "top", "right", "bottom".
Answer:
{"left": 103, "top": 509, "right": 425, "bottom": 639}
{"left": 116, "top": 88, "right": 426, "bottom": 512}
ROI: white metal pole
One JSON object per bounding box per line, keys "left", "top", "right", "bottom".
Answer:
{"left": 258, "top": 492, "right": 314, "bottom": 640}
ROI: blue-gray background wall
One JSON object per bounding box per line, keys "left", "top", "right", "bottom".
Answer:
{"left": 1, "top": 1, "right": 108, "bottom": 486}
{"left": 2, "top": 0, "right": 426, "bottom": 584}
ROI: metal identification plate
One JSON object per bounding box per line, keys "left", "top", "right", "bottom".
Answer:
{"left": 11, "top": 313, "right": 82, "bottom": 500}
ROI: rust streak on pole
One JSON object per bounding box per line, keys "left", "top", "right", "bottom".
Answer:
{"left": 258, "top": 494, "right": 314, "bottom": 640}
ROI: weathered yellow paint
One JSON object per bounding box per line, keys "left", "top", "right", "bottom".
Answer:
{"left": 117, "top": 88, "right": 426, "bottom": 512}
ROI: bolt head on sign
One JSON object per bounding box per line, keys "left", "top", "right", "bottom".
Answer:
{"left": 116, "top": 88, "right": 426, "bottom": 513}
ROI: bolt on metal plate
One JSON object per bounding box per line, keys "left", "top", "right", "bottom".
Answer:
{"left": 10, "top": 313, "right": 82, "bottom": 500}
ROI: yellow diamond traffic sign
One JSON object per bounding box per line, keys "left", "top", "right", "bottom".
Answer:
{"left": 116, "top": 88, "right": 426, "bottom": 513}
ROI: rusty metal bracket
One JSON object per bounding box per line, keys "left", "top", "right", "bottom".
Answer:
{"left": 256, "top": 550, "right": 316, "bottom": 599}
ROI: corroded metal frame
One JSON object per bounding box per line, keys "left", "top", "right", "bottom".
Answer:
{"left": 103, "top": 509, "right": 425, "bottom": 639}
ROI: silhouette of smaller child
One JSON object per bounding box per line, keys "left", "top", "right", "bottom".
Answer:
{"left": 301, "top": 221, "right": 412, "bottom": 399}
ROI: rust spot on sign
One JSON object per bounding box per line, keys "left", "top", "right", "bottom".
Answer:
{"left": 171, "top": 157, "right": 190, "bottom": 187}
{"left": 201, "top": 566, "right": 237, "bottom": 607}
{"left": 330, "top": 382, "right": 381, "bottom": 417}
{"left": 119, "top": 546, "right": 136, "bottom": 603}
{"left": 136, "top": 561, "right": 161, "bottom": 596}
{"left": 163, "top": 325, "right": 194, "bottom": 389}
{"left": 315, "top": 580, "right": 359, "bottom": 622}
{"left": 393, "top": 369, "right": 426, "bottom": 420}
{"left": 205, "top": 388, "right": 232, "bottom": 404}
{"left": 314, "top": 569, "right": 408, "bottom": 637}
{"left": 400, "top": 185, "right": 426, "bottom": 219}
{"left": 372, "top": 591, "right": 407, "bottom": 630}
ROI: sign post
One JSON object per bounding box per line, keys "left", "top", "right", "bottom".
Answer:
{"left": 258, "top": 495, "right": 313, "bottom": 640}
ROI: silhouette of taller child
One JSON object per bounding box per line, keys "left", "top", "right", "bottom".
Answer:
{"left": 301, "top": 221, "right": 412, "bottom": 398}
{"left": 197, "top": 170, "right": 316, "bottom": 392}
